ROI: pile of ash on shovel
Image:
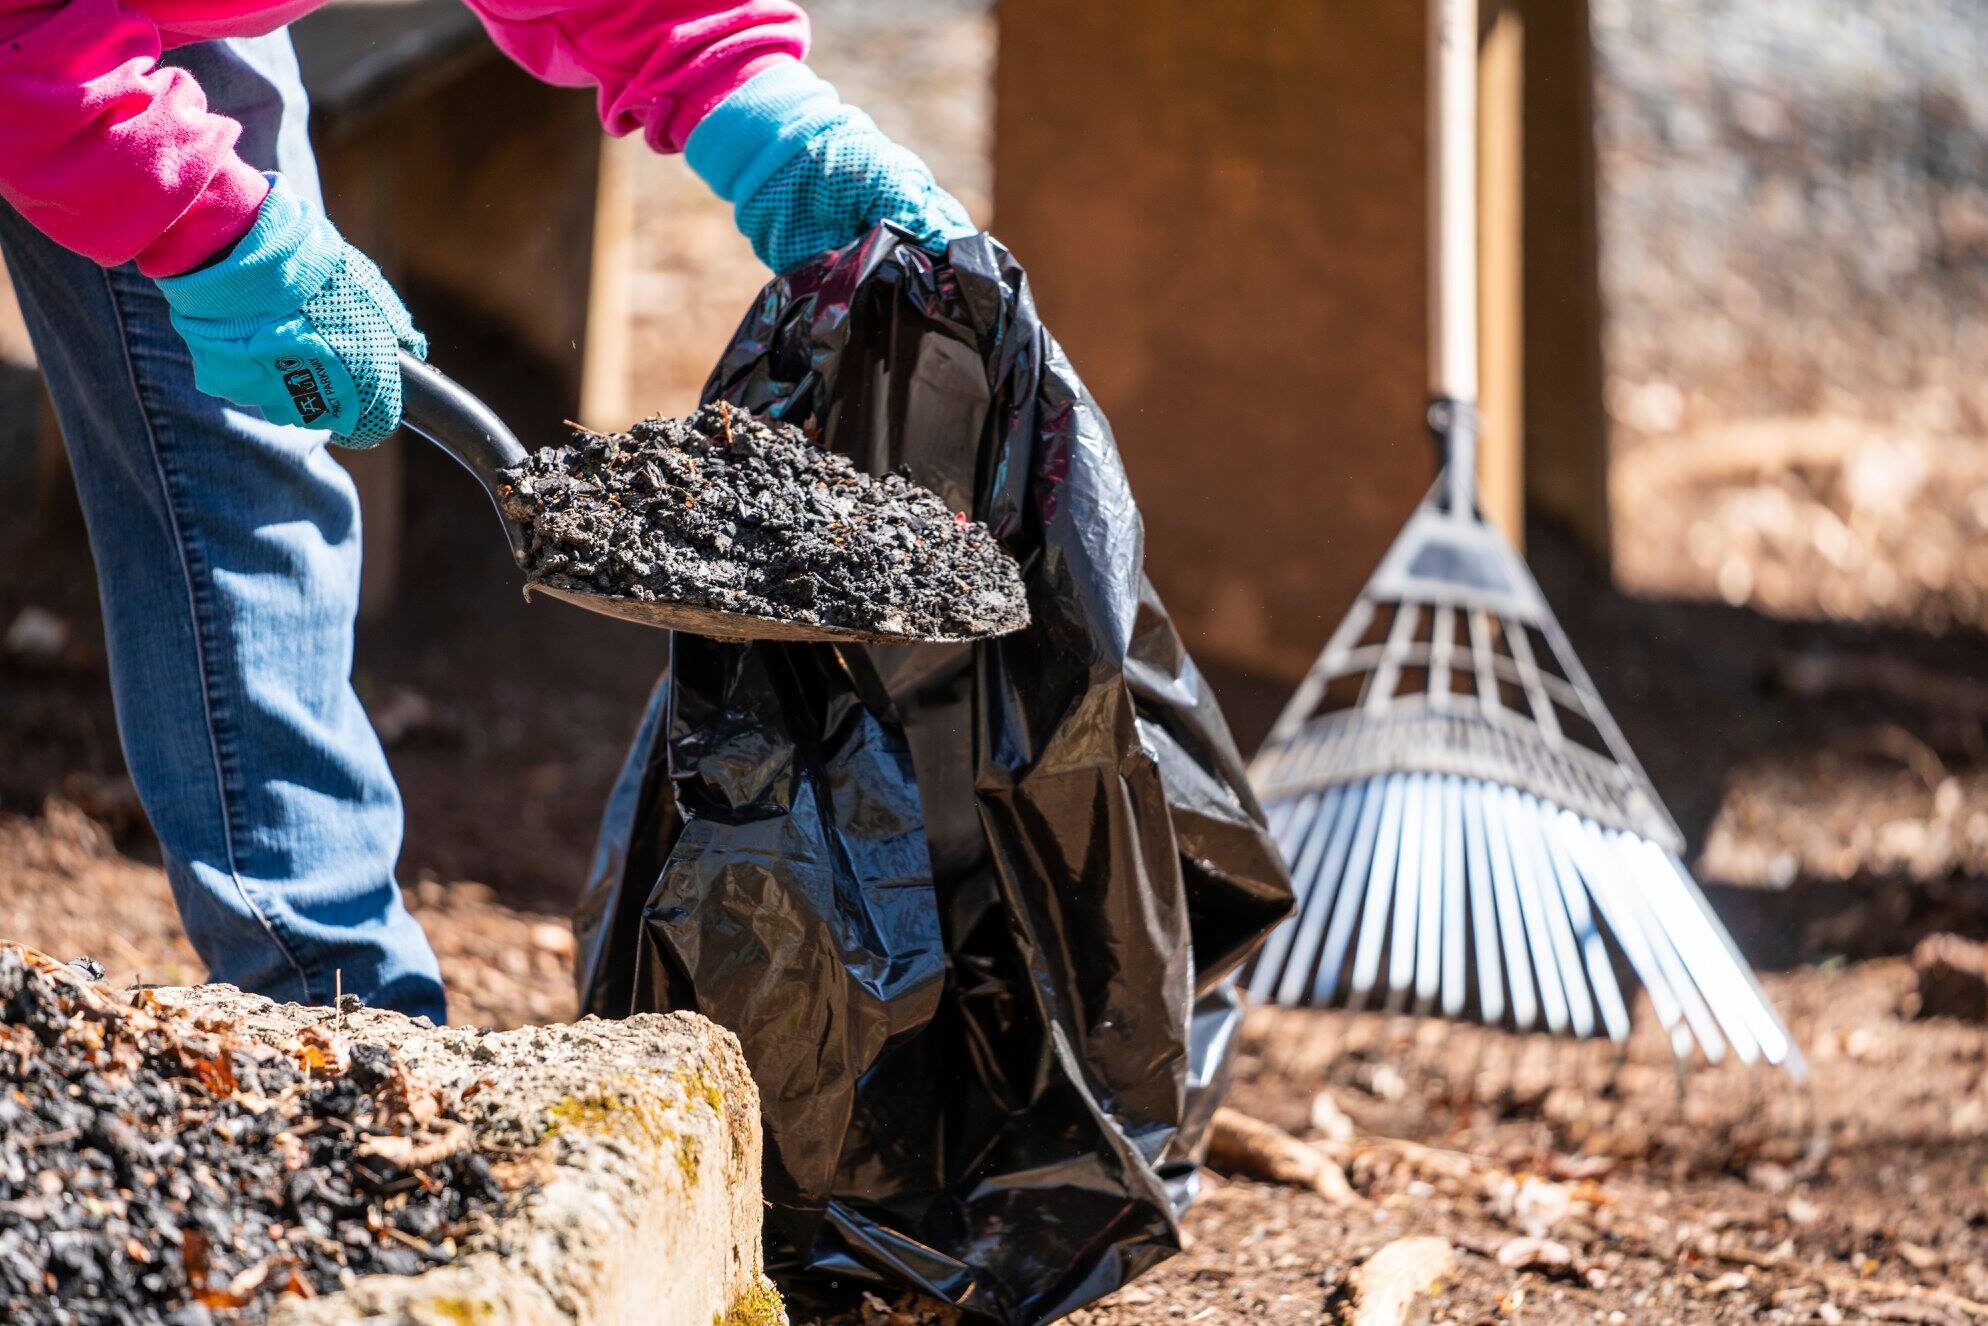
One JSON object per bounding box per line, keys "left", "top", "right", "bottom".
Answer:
{"left": 0, "top": 946, "right": 517, "bottom": 1325}
{"left": 499, "top": 403, "right": 1029, "bottom": 641}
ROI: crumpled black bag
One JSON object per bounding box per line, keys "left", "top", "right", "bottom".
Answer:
{"left": 573, "top": 227, "right": 1292, "bottom": 1324}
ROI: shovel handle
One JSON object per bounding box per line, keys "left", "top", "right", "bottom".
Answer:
{"left": 1430, "top": 0, "right": 1479, "bottom": 518}
{"left": 396, "top": 349, "right": 532, "bottom": 564}
{"left": 396, "top": 350, "right": 529, "bottom": 483}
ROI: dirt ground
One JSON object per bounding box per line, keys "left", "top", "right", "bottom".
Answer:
{"left": 2, "top": 2, "right": 1988, "bottom": 1323}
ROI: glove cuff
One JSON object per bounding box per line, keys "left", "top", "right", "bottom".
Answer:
{"left": 686, "top": 60, "right": 849, "bottom": 205}
{"left": 156, "top": 175, "right": 347, "bottom": 323}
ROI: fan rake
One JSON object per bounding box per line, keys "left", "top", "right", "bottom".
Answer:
{"left": 1243, "top": 0, "right": 1800, "bottom": 1075}
{"left": 1245, "top": 486, "right": 1800, "bottom": 1072}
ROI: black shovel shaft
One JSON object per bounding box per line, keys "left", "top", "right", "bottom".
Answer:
{"left": 396, "top": 350, "right": 529, "bottom": 482}
{"left": 395, "top": 349, "right": 531, "bottom": 562}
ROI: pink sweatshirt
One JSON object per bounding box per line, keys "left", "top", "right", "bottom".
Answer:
{"left": 0, "top": 0, "right": 807, "bottom": 275}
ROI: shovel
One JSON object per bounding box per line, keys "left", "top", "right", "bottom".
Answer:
{"left": 396, "top": 350, "right": 1015, "bottom": 646}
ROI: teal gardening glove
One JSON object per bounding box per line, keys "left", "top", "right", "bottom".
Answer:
{"left": 687, "top": 62, "right": 977, "bottom": 274}
{"left": 157, "top": 176, "right": 426, "bottom": 447}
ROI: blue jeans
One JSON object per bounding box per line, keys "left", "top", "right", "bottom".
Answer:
{"left": 0, "top": 33, "right": 445, "bottom": 1021}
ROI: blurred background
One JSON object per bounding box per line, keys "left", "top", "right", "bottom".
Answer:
{"left": 8, "top": 0, "right": 1982, "bottom": 977}
{"left": 3, "top": 3, "right": 1988, "bottom": 1314}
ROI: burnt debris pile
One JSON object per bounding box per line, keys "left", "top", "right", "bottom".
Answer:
{"left": 0, "top": 946, "right": 514, "bottom": 1325}
{"left": 499, "top": 404, "right": 1029, "bottom": 641}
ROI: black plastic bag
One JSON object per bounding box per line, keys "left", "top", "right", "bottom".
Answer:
{"left": 574, "top": 227, "right": 1292, "bottom": 1324}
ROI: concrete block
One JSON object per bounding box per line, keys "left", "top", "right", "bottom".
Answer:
{"left": 151, "top": 986, "right": 784, "bottom": 1326}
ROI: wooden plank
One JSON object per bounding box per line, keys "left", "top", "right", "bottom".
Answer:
{"left": 1478, "top": 0, "right": 1525, "bottom": 548}
{"left": 580, "top": 135, "right": 638, "bottom": 431}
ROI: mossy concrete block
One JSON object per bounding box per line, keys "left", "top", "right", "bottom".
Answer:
{"left": 149, "top": 986, "right": 783, "bottom": 1326}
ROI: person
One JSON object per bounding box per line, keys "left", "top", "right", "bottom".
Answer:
{"left": 0, "top": 2, "right": 975, "bottom": 1023}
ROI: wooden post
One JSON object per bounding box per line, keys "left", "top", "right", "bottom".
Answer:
{"left": 580, "top": 135, "right": 639, "bottom": 432}
{"left": 995, "top": 1, "right": 1431, "bottom": 683}
{"left": 1518, "top": 0, "right": 1609, "bottom": 559}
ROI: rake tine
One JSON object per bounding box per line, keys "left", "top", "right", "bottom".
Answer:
{"left": 1558, "top": 813, "right": 1696, "bottom": 1058}
{"left": 1261, "top": 793, "right": 1303, "bottom": 847}
{"left": 1311, "top": 777, "right": 1390, "bottom": 1005}
{"left": 1478, "top": 780, "right": 1539, "bottom": 1030}
{"left": 1437, "top": 774, "right": 1468, "bottom": 1018}
{"left": 1615, "top": 833, "right": 1762, "bottom": 1064}
{"left": 1388, "top": 774, "right": 1430, "bottom": 1010}
{"left": 1247, "top": 790, "right": 1335, "bottom": 1000}
{"left": 1414, "top": 773, "right": 1447, "bottom": 1013}
{"left": 1347, "top": 774, "right": 1409, "bottom": 1006}
{"left": 1536, "top": 805, "right": 1632, "bottom": 1043}
{"left": 1594, "top": 828, "right": 1730, "bottom": 1064}
{"left": 1244, "top": 790, "right": 1319, "bottom": 987}
{"left": 1256, "top": 786, "right": 1359, "bottom": 1004}
{"left": 1656, "top": 846, "right": 1801, "bottom": 1072}
{"left": 1492, "top": 785, "right": 1572, "bottom": 1034}
{"left": 1460, "top": 779, "right": 1507, "bottom": 1026}
{"left": 1511, "top": 791, "right": 1598, "bottom": 1038}
{"left": 1415, "top": 771, "right": 1447, "bottom": 1009}
{"left": 1273, "top": 780, "right": 1368, "bottom": 1006}
{"left": 1619, "top": 835, "right": 1776, "bottom": 1065}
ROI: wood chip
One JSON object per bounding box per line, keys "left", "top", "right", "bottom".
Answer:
{"left": 1347, "top": 1237, "right": 1456, "bottom": 1326}
{"left": 1496, "top": 1237, "right": 1576, "bottom": 1274}
{"left": 1205, "top": 1107, "right": 1360, "bottom": 1205}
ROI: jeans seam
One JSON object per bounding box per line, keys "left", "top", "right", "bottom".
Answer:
{"left": 101, "top": 264, "right": 318, "bottom": 1003}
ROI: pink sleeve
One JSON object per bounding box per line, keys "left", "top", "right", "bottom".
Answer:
{"left": 0, "top": 0, "right": 268, "bottom": 276}
{"left": 461, "top": 0, "right": 809, "bottom": 155}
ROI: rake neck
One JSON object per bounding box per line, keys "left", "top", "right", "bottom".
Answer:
{"left": 1430, "top": 0, "right": 1479, "bottom": 517}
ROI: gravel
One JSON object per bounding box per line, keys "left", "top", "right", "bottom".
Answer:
{"left": 0, "top": 946, "right": 513, "bottom": 1324}
{"left": 498, "top": 403, "right": 1028, "bottom": 641}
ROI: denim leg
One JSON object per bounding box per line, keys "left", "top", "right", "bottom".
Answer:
{"left": 0, "top": 31, "right": 444, "bottom": 1021}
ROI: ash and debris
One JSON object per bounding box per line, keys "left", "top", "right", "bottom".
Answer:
{"left": 499, "top": 403, "right": 1028, "bottom": 641}
{"left": 0, "top": 945, "right": 516, "bottom": 1325}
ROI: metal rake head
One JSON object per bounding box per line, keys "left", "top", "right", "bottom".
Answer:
{"left": 1246, "top": 483, "right": 1802, "bottom": 1075}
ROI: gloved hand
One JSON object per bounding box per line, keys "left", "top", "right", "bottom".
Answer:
{"left": 687, "top": 62, "right": 977, "bottom": 274}
{"left": 157, "top": 175, "right": 426, "bottom": 448}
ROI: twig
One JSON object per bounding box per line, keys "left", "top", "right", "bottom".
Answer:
{"left": 23, "top": 1127, "right": 79, "bottom": 1150}
{"left": 1205, "top": 1107, "right": 1361, "bottom": 1205}
{"left": 377, "top": 1225, "right": 441, "bottom": 1258}
{"left": 1839, "top": 724, "right": 1949, "bottom": 792}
